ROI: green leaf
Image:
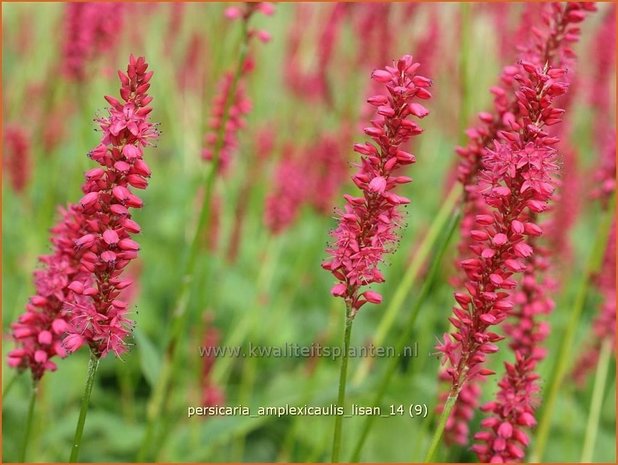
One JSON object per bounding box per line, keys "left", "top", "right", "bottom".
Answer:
{"left": 134, "top": 328, "right": 161, "bottom": 388}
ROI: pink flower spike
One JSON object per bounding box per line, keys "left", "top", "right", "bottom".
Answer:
{"left": 324, "top": 55, "right": 431, "bottom": 316}
{"left": 61, "top": 55, "right": 157, "bottom": 359}
{"left": 437, "top": 2, "right": 595, "bottom": 449}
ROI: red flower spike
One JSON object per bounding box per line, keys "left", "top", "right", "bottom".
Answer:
{"left": 323, "top": 55, "right": 431, "bottom": 316}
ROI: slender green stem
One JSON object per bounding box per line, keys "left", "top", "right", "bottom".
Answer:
{"left": 19, "top": 381, "right": 38, "bottom": 462}
{"left": 211, "top": 236, "right": 279, "bottom": 387}
{"left": 137, "top": 16, "right": 253, "bottom": 462}
{"left": 331, "top": 312, "right": 354, "bottom": 463}
{"left": 69, "top": 351, "right": 100, "bottom": 462}
{"left": 424, "top": 393, "right": 457, "bottom": 462}
{"left": 580, "top": 339, "right": 612, "bottom": 462}
{"left": 353, "top": 183, "right": 461, "bottom": 385}
{"left": 349, "top": 209, "right": 460, "bottom": 462}
{"left": 118, "top": 361, "right": 136, "bottom": 423}
{"left": 531, "top": 196, "right": 615, "bottom": 462}
{"left": 3, "top": 372, "right": 20, "bottom": 398}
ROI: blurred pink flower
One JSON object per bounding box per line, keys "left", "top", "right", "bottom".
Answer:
{"left": 63, "top": 3, "right": 125, "bottom": 81}
{"left": 307, "top": 131, "right": 351, "bottom": 215}
{"left": 588, "top": 4, "right": 615, "bottom": 124}
{"left": 3, "top": 124, "right": 31, "bottom": 193}
{"left": 264, "top": 146, "right": 310, "bottom": 234}
{"left": 202, "top": 3, "right": 273, "bottom": 174}
{"left": 350, "top": 4, "right": 393, "bottom": 68}
{"left": 323, "top": 55, "right": 431, "bottom": 316}
{"left": 202, "top": 72, "right": 252, "bottom": 173}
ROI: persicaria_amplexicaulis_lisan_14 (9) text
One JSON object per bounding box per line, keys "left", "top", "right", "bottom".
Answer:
{"left": 322, "top": 54, "right": 431, "bottom": 318}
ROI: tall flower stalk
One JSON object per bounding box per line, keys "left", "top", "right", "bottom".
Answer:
{"left": 428, "top": 26, "right": 585, "bottom": 461}
{"left": 323, "top": 54, "right": 431, "bottom": 462}
{"left": 8, "top": 54, "right": 156, "bottom": 462}
{"left": 436, "top": 2, "right": 595, "bottom": 448}
{"left": 65, "top": 55, "right": 157, "bottom": 461}
{"left": 137, "top": 4, "right": 273, "bottom": 460}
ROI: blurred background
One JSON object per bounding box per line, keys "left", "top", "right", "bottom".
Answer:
{"left": 2, "top": 2, "right": 616, "bottom": 462}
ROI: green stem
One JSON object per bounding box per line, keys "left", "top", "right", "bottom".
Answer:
{"left": 331, "top": 311, "right": 354, "bottom": 463}
{"left": 19, "top": 381, "right": 38, "bottom": 462}
{"left": 3, "top": 372, "right": 20, "bottom": 398}
{"left": 580, "top": 338, "right": 612, "bottom": 462}
{"left": 424, "top": 393, "right": 457, "bottom": 462}
{"left": 137, "top": 16, "right": 253, "bottom": 462}
{"left": 353, "top": 183, "right": 461, "bottom": 385}
{"left": 69, "top": 351, "right": 100, "bottom": 462}
{"left": 531, "top": 195, "right": 615, "bottom": 462}
{"left": 349, "top": 209, "right": 460, "bottom": 462}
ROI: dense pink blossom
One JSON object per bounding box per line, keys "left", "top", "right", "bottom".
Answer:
{"left": 472, "top": 352, "right": 540, "bottom": 463}
{"left": 8, "top": 206, "right": 85, "bottom": 380}
{"left": 323, "top": 55, "right": 431, "bottom": 316}
{"left": 455, "top": 2, "right": 593, "bottom": 194}
{"left": 472, "top": 239, "right": 554, "bottom": 460}
{"left": 4, "top": 124, "right": 31, "bottom": 193}
{"left": 64, "top": 55, "right": 157, "bottom": 358}
{"left": 62, "top": 3, "right": 125, "bottom": 80}
{"left": 438, "top": 60, "right": 569, "bottom": 398}
{"left": 440, "top": 2, "right": 595, "bottom": 445}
